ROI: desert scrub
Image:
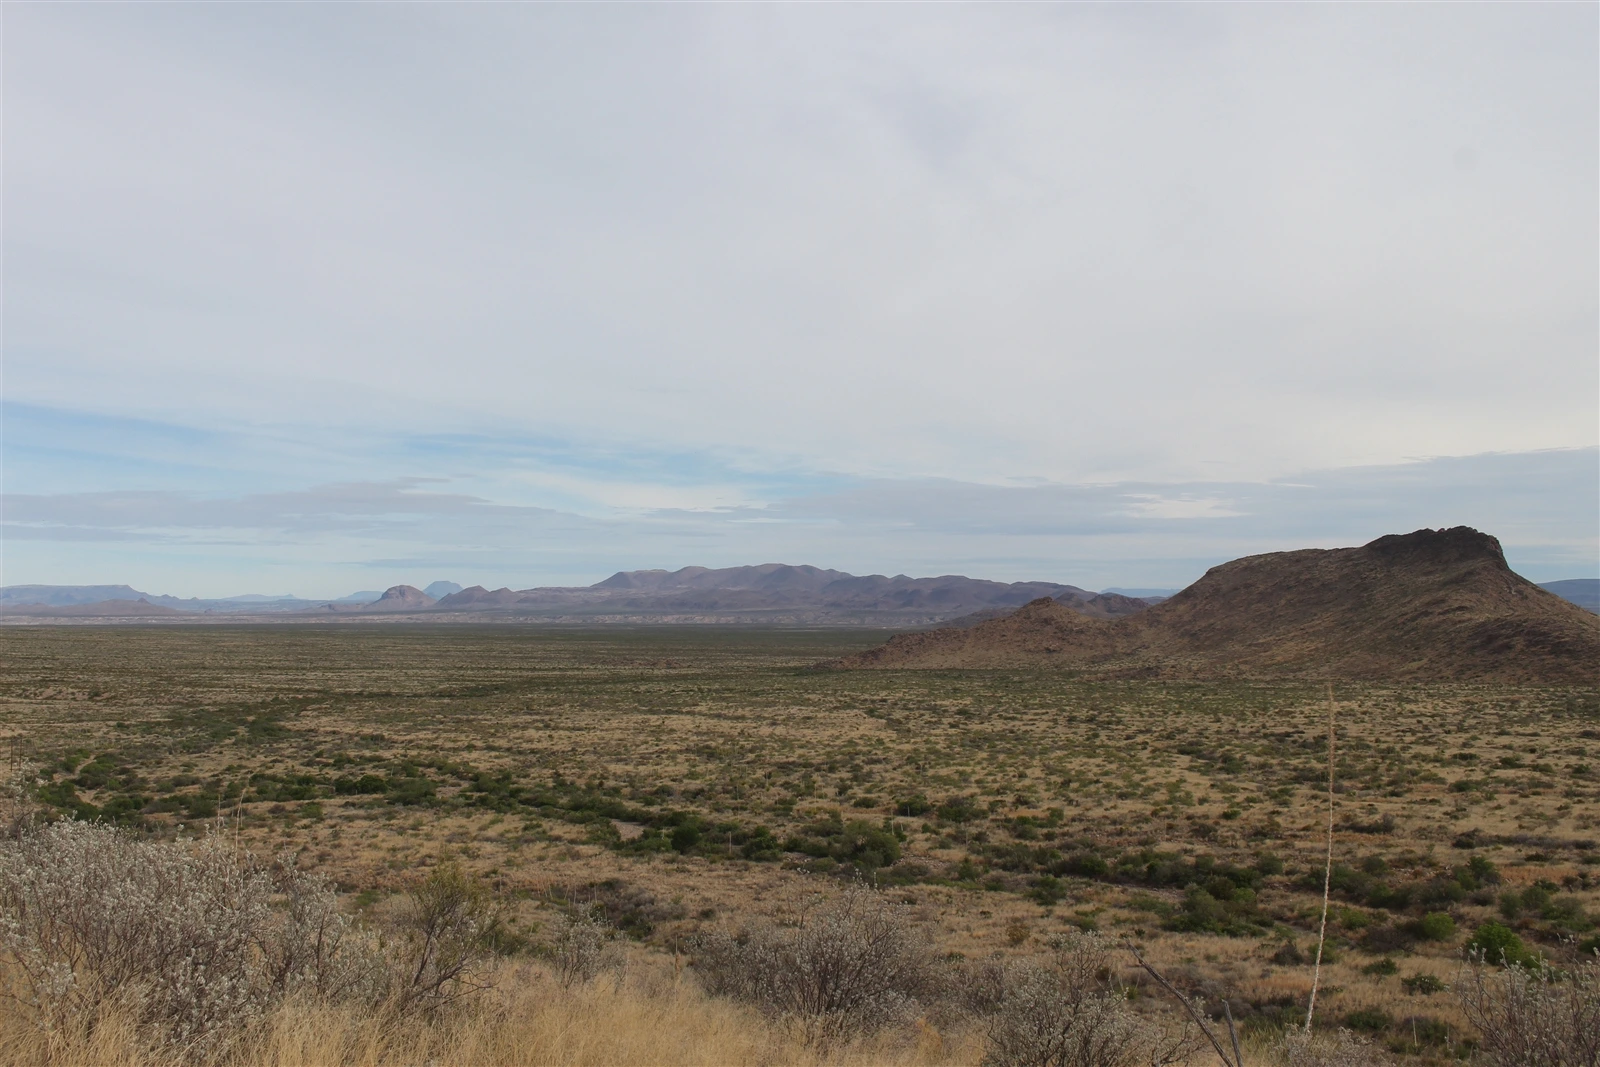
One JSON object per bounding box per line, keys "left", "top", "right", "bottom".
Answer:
{"left": 1456, "top": 953, "right": 1599, "bottom": 1067}
{"left": 0, "top": 820, "right": 382, "bottom": 1053}
{"left": 692, "top": 882, "right": 934, "bottom": 1043}
{"left": 544, "top": 908, "right": 620, "bottom": 988}
{"left": 392, "top": 862, "right": 506, "bottom": 1009}
{"left": 0, "top": 822, "right": 506, "bottom": 1055}
{"left": 1276, "top": 1028, "right": 1394, "bottom": 1067}
{"left": 973, "top": 932, "right": 1201, "bottom": 1067}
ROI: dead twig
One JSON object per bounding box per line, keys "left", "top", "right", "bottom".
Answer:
{"left": 1124, "top": 939, "right": 1236, "bottom": 1067}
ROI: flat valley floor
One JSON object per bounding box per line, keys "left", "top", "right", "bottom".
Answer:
{"left": 3, "top": 625, "right": 1597, "bottom": 1060}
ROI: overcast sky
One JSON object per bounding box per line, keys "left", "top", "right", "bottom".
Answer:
{"left": 4, "top": 4, "right": 1596, "bottom": 597}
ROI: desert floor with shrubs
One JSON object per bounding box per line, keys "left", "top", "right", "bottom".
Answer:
{"left": 2, "top": 624, "right": 1597, "bottom": 1064}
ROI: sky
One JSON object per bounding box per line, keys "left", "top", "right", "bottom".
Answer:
{"left": 3, "top": 4, "right": 1597, "bottom": 598}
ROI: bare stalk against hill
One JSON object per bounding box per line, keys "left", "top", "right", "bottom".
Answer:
{"left": 1305, "top": 682, "right": 1337, "bottom": 1032}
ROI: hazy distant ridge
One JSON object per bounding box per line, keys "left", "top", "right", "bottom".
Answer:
{"left": 4, "top": 565, "right": 1137, "bottom": 624}
{"left": 6, "top": 561, "right": 1596, "bottom": 624}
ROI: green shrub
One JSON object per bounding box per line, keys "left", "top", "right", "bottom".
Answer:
{"left": 1417, "top": 912, "right": 1456, "bottom": 941}
{"left": 1402, "top": 973, "right": 1444, "bottom": 995}
{"left": 1343, "top": 1008, "right": 1391, "bottom": 1032}
{"left": 1029, "top": 875, "right": 1066, "bottom": 906}
{"left": 738, "top": 826, "right": 781, "bottom": 861}
{"left": 386, "top": 777, "right": 436, "bottom": 806}
{"left": 894, "top": 795, "right": 932, "bottom": 817}
{"left": 936, "top": 796, "right": 980, "bottom": 823}
{"left": 1062, "top": 852, "right": 1108, "bottom": 879}
{"left": 1467, "top": 921, "right": 1537, "bottom": 967}
{"left": 1542, "top": 894, "right": 1593, "bottom": 932}
{"left": 1166, "top": 884, "right": 1260, "bottom": 936}
{"left": 334, "top": 774, "right": 388, "bottom": 795}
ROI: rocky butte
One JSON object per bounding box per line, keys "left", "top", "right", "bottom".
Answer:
{"left": 834, "top": 527, "right": 1600, "bottom": 684}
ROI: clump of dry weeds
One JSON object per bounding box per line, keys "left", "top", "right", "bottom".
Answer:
{"left": 973, "top": 931, "right": 1202, "bottom": 1067}
{"left": 1456, "top": 952, "right": 1600, "bottom": 1067}
{"left": 693, "top": 881, "right": 936, "bottom": 1044}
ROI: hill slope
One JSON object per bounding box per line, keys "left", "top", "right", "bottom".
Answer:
{"left": 837, "top": 528, "right": 1599, "bottom": 683}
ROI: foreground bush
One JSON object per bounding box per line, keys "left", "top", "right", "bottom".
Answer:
{"left": 546, "top": 909, "right": 620, "bottom": 988}
{"left": 1456, "top": 953, "right": 1600, "bottom": 1067}
{"left": 393, "top": 861, "right": 503, "bottom": 1009}
{"left": 693, "top": 882, "right": 935, "bottom": 1043}
{"left": 0, "top": 821, "right": 492, "bottom": 1054}
{"left": 1277, "top": 1028, "right": 1393, "bottom": 1067}
{"left": 973, "top": 932, "right": 1201, "bottom": 1067}
{"left": 0, "top": 820, "right": 379, "bottom": 1051}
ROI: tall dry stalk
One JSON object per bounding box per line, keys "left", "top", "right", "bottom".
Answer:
{"left": 1304, "top": 682, "right": 1337, "bottom": 1032}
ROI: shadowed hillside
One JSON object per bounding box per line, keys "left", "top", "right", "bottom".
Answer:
{"left": 837, "top": 527, "right": 1600, "bottom": 683}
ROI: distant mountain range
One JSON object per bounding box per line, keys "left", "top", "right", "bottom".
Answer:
{"left": 835, "top": 528, "right": 1599, "bottom": 684}
{"left": 2, "top": 566, "right": 1156, "bottom": 626}
{"left": 3, "top": 559, "right": 1594, "bottom": 628}
{"left": 305, "top": 565, "right": 1155, "bottom": 625}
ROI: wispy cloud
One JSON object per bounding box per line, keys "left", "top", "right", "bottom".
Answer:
{"left": 6, "top": 435, "right": 1594, "bottom": 594}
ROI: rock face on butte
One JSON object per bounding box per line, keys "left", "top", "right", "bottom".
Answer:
{"left": 836, "top": 527, "right": 1600, "bottom": 684}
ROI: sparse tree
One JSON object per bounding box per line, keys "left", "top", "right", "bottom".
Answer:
{"left": 393, "top": 862, "right": 503, "bottom": 1010}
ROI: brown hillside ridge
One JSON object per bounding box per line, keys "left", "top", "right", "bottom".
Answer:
{"left": 834, "top": 527, "right": 1600, "bottom": 683}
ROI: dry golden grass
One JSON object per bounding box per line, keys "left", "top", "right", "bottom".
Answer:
{"left": 0, "top": 959, "right": 982, "bottom": 1067}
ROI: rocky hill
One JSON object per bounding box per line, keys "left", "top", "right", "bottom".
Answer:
{"left": 836, "top": 528, "right": 1600, "bottom": 684}
{"left": 361, "top": 585, "right": 436, "bottom": 611}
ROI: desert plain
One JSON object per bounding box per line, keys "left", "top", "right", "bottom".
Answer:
{"left": 3, "top": 623, "right": 1596, "bottom": 1063}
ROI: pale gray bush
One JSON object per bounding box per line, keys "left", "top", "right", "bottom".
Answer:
{"left": 0, "top": 820, "right": 276, "bottom": 1051}
{"left": 0, "top": 821, "right": 386, "bottom": 1052}
{"left": 546, "top": 909, "right": 619, "bottom": 988}
{"left": 1278, "top": 1028, "right": 1394, "bottom": 1067}
{"left": 258, "top": 852, "right": 387, "bottom": 1003}
{"left": 976, "top": 933, "right": 1201, "bottom": 1067}
{"left": 694, "top": 883, "right": 934, "bottom": 1042}
{"left": 1457, "top": 953, "right": 1600, "bottom": 1067}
